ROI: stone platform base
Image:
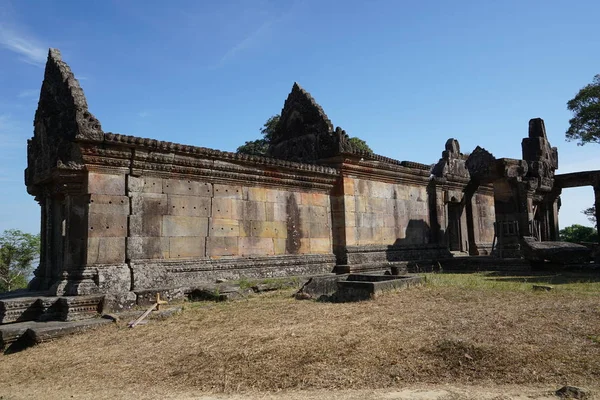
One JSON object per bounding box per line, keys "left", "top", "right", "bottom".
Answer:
{"left": 0, "top": 294, "right": 104, "bottom": 324}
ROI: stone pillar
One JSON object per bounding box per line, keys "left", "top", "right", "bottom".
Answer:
{"left": 427, "top": 180, "right": 444, "bottom": 246}
{"left": 594, "top": 185, "right": 600, "bottom": 244}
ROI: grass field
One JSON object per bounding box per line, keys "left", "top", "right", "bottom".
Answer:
{"left": 0, "top": 271, "right": 598, "bottom": 399}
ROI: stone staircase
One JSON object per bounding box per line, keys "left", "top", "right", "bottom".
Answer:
{"left": 0, "top": 292, "right": 107, "bottom": 351}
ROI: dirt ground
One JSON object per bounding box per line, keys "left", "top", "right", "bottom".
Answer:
{"left": 0, "top": 273, "right": 598, "bottom": 399}
{"left": 0, "top": 384, "right": 588, "bottom": 400}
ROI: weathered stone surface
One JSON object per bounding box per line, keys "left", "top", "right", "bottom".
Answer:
{"left": 169, "top": 237, "right": 205, "bottom": 258}
{"left": 168, "top": 195, "right": 211, "bottom": 217}
{"left": 130, "top": 193, "right": 168, "bottom": 215}
{"left": 87, "top": 237, "right": 126, "bottom": 264}
{"left": 88, "top": 172, "right": 126, "bottom": 196}
{"left": 163, "top": 179, "right": 213, "bottom": 197}
{"left": 127, "top": 237, "right": 169, "bottom": 259}
{"left": 88, "top": 195, "right": 129, "bottom": 215}
{"left": 162, "top": 216, "right": 208, "bottom": 237}
{"left": 88, "top": 213, "right": 127, "bottom": 237}
{"left": 522, "top": 237, "right": 592, "bottom": 264}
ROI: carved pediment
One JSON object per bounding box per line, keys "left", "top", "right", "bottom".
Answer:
{"left": 268, "top": 83, "right": 352, "bottom": 163}
{"left": 26, "top": 49, "right": 104, "bottom": 187}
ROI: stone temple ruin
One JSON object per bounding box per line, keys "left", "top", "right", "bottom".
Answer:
{"left": 1, "top": 49, "right": 599, "bottom": 344}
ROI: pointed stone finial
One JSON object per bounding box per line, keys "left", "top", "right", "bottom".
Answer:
{"left": 268, "top": 83, "right": 343, "bottom": 163}
{"left": 26, "top": 48, "right": 104, "bottom": 186}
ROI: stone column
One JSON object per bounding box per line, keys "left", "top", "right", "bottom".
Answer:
{"left": 594, "top": 184, "right": 600, "bottom": 244}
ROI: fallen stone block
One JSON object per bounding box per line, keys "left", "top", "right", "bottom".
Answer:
{"left": 522, "top": 237, "right": 592, "bottom": 264}
{"left": 26, "top": 319, "right": 113, "bottom": 344}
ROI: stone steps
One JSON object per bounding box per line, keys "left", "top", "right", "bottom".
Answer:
{"left": 0, "top": 294, "right": 104, "bottom": 325}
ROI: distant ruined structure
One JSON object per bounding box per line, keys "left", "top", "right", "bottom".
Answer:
{"left": 22, "top": 49, "right": 600, "bottom": 299}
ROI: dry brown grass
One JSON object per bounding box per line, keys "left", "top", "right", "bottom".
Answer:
{"left": 0, "top": 273, "right": 599, "bottom": 398}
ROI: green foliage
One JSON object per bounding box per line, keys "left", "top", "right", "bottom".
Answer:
{"left": 0, "top": 229, "right": 40, "bottom": 293}
{"left": 348, "top": 137, "right": 373, "bottom": 153}
{"left": 260, "top": 115, "right": 280, "bottom": 142}
{"left": 237, "top": 115, "right": 281, "bottom": 156}
{"left": 559, "top": 224, "right": 598, "bottom": 243}
{"left": 236, "top": 139, "right": 269, "bottom": 156}
{"left": 583, "top": 205, "right": 596, "bottom": 225}
{"left": 566, "top": 74, "right": 600, "bottom": 145}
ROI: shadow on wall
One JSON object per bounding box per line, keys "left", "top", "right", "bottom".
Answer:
{"left": 393, "top": 219, "right": 431, "bottom": 247}
{"left": 383, "top": 219, "right": 453, "bottom": 266}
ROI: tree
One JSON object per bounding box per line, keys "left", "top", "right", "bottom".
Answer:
{"left": 348, "top": 137, "right": 373, "bottom": 154}
{"left": 237, "top": 114, "right": 373, "bottom": 156}
{"left": 236, "top": 115, "right": 280, "bottom": 156}
{"left": 559, "top": 224, "right": 598, "bottom": 243}
{"left": 583, "top": 205, "right": 596, "bottom": 225}
{"left": 566, "top": 74, "right": 600, "bottom": 145}
{"left": 0, "top": 229, "right": 40, "bottom": 293}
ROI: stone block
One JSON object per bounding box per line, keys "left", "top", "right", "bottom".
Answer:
{"left": 128, "top": 176, "right": 162, "bottom": 194}
{"left": 242, "top": 200, "right": 266, "bottom": 221}
{"left": 357, "top": 227, "right": 376, "bottom": 243}
{"left": 249, "top": 221, "right": 286, "bottom": 238}
{"left": 343, "top": 195, "right": 356, "bottom": 212}
{"left": 129, "top": 215, "right": 162, "bottom": 237}
{"left": 168, "top": 195, "right": 211, "bottom": 217}
{"left": 206, "top": 237, "right": 238, "bottom": 257}
{"left": 87, "top": 237, "right": 126, "bottom": 264}
{"left": 310, "top": 238, "right": 331, "bottom": 254}
{"left": 370, "top": 181, "right": 393, "bottom": 198}
{"left": 273, "top": 238, "right": 287, "bottom": 255}
{"left": 272, "top": 202, "right": 287, "bottom": 221}
{"left": 345, "top": 212, "right": 357, "bottom": 227}
{"left": 213, "top": 184, "right": 243, "bottom": 199}
{"left": 88, "top": 195, "right": 129, "bottom": 215}
{"left": 266, "top": 189, "right": 289, "bottom": 204}
{"left": 88, "top": 214, "right": 127, "bottom": 237}
{"left": 131, "top": 193, "right": 168, "bottom": 215}
{"left": 355, "top": 196, "right": 368, "bottom": 213}
{"left": 243, "top": 186, "right": 267, "bottom": 202}
{"left": 299, "top": 238, "right": 311, "bottom": 253}
{"left": 88, "top": 172, "right": 126, "bottom": 195}
{"left": 310, "top": 223, "right": 331, "bottom": 238}
{"left": 162, "top": 216, "right": 208, "bottom": 237}
{"left": 358, "top": 213, "right": 379, "bottom": 228}
{"left": 163, "top": 179, "right": 212, "bottom": 197}
{"left": 345, "top": 227, "right": 357, "bottom": 245}
{"left": 343, "top": 179, "right": 355, "bottom": 195}
{"left": 209, "top": 218, "right": 241, "bottom": 237}
{"left": 127, "top": 237, "right": 169, "bottom": 260}
{"left": 381, "top": 227, "right": 397, "bottom": 243}
{"left": 265, "top": 202, "right": 275, "bottom": 222}
{"left": 169, "top": 237, "right": 205, "bottom": 258}
{"left": 96, "top": 264, "right": 131, "bottom": 293}
{"left": 211, "top": 198, "right": 243, "bottom": 220}
{"left": 239, "top": 237, "right": 274, "bottom": 256}
{"left": 383, "top": 214, "right": 397, "bottom": 228}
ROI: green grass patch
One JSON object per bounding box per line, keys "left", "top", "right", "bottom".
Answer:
{"left": 422, "top": 271, "right": 600, "bottom": 294}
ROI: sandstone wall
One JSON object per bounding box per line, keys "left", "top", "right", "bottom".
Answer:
{"left": 341, "top": 177, "right": 430, "bottom": 247}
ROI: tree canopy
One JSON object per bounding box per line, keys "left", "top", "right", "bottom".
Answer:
{"left": 0, "top": 229, "right": 40, "bottom": 292}
{"left": 237, "top": 114, "right": 373, "bottom": 156}
{"left": 566, "top": 74, "right": 600, "bottom": 145}
{"left": 559, "top": 224, "right": 598, "bottom": 244}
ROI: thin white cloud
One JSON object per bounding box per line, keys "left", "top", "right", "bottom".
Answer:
{"left": 138, "top": 111, "right": 151, "bottom": 118}
{"left": 216, "top": 19, "right": 274, "bottom": 67}
{"left": 0, "top": 3, "right": 47, "bottom": 66}
{"left": 17, "top": 89, "right": 38, "bottom": 99}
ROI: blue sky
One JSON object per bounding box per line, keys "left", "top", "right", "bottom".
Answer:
{"left": 0, "top": 0, "right": 599, "bottom": 235}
